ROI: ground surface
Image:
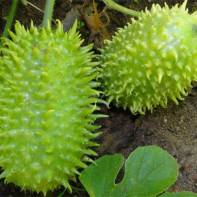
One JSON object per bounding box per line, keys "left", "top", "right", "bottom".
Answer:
{"left": 0, "top": 0, "right": 196, "bottom": 196}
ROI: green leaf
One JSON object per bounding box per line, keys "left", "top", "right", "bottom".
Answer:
{"left": 160, "top": 192, "right": 197, "bottom": 197}
{"left": 79, "top": 154, "right": 124, "bottom": 197}
{"left": 80, "top": 146, "right": 179, "bottom": 197}
{"left": 112, "top": 146, "right": 178, "bottom": 197}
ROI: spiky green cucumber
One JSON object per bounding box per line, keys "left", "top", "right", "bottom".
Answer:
{"left": 99, "top": 0, "right": 197, "bottom": 114}
{"left": 0, "top": 20, "right": 103, "bottom": 195}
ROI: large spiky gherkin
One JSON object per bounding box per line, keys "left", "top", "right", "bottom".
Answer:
{"left": 99, "top": 0, "right": 197, "bottom": 114}
{"left": 0, "top": 21, "right": 103, "bottom": 195}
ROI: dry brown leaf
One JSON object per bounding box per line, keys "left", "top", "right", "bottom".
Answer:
{"left": 79, "top": 0, "right": 110, "bottom": 48}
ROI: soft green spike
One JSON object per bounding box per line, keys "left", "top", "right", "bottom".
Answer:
{"left": 180, "top": 0, "right": 188, "bottom": 10}
{"left": 68, "top": 20, "right": 78, "bottom": 39}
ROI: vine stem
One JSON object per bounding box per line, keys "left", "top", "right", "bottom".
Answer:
{"left": 42, "top": 0, "right": 55, "bottom": 28}
{"left": 2, "top": 0, "right": 18, "bottom": 38}
{"left": 102, "top": 0, "right": 141, "bottom": 17}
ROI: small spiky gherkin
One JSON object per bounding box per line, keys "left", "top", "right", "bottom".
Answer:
{"left": 99, "top": 0, "right": 197, "bottom": 114}
{"left": 0, "top": 21, "right": 103, "bottom": 195}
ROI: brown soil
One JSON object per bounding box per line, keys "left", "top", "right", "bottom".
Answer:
{"left": 0, "top": 0, "right": 196, "bottom": 196}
